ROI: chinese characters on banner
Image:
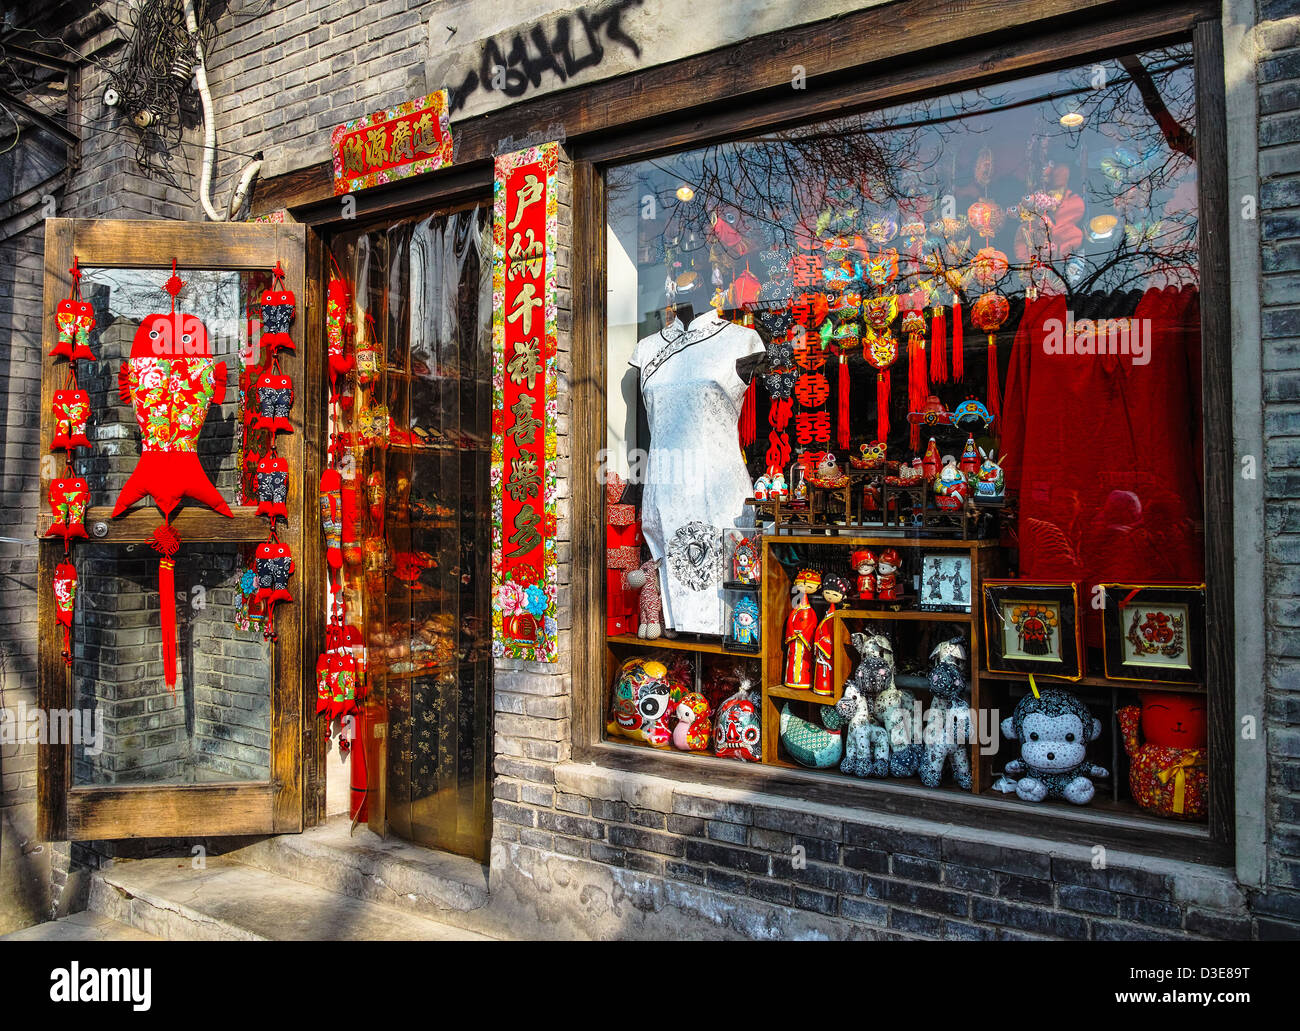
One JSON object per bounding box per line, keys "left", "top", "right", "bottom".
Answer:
{"left": 330, "top": 91, "right": 453, "bottom": 195}
{"left": 491, "top": 143, "right": 559, "bottom": 662}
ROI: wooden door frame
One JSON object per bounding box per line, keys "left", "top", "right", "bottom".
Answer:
{"left": 37, "top": 217, "right": 324, "bottom": 841}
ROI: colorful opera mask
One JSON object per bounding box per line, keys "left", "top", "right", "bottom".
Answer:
{"left": 606, "top": 657, "right": 673, "bottom": 748}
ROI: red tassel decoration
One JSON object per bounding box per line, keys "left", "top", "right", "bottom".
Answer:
{"left": 987, "top": 333, "right": 1002, "bottom": 419}
{"left": 739, "top": 377, "right": 757, "bottom": 448}
{"left": 930, "top": 309, "right": 947, "bottom": 384}
{"left": 876, "top": 369, "right": 890, "bottom": 446}
{"left": 837, "top": 354, "right": 851, "bottom": 451}
{"left": 952, "top": 301, "right": 964, "bottom": 382}
{"left": 151, "top": 521, "right": 182, "bottom": 692}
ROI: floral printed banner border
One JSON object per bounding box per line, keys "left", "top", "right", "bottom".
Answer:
{"left": 330, "top": 90, "right": 453, "bottom": 196}
{"left": 490, "top": 142, "right": 560, "bottom": 663}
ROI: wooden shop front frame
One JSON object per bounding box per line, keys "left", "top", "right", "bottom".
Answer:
{"left": 255, "top": 0, "right": 1234, "bottom": 863}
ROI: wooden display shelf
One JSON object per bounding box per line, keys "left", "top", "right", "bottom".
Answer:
{"left": 768, "top": 533, "right": 999, "bottom": 549}
{"left": 980, "top": 668, "right": 1206, "bottom": 693}
{"left": 606, "top": 633, "right": 757, "bottom": 657}
{"left": 836, "top": 607, "right": 973, "bottom": 623}
{"left": 767, "top": 684, "right": 838, "bottom": 705}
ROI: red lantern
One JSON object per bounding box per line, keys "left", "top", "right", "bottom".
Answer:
{"left": 972, "top": 291, "right": 1010, "bottom": 418}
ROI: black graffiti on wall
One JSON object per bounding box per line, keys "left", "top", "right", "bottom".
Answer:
{"left": 447, "top": 0, "right": 645, "bottom": 113}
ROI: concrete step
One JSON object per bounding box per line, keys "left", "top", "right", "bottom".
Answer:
{"left": 229, "top": 816, "right": 491, "bottom": 927}
{"left": 89, "top": 856, "right": 496, "bottom": 941}
{"left": 1, "top": 911, "right": 162, "bottom": 942}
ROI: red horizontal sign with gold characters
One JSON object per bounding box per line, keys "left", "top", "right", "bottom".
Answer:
{"left": 330, "top": 91, "right": 453, "bottom": 195}
{"left": 491, "top": 142, "right": 559, "bottom": 663}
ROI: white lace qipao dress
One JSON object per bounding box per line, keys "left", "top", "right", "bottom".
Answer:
{"left": 629, "top": 311, "right": 764, "bottom": 635}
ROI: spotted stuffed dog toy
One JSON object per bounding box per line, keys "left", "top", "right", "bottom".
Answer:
{"left": 837, "top": 632, "right": 922, "bottom": 778}
{"left": 994, "top": 688, "right": 1108, "bottom": 804}
{"left": 920, "top": 637, "right": 973, "bottom": 789}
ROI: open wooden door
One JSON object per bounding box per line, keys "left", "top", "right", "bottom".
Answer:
{"left": 37, "top": 218, "right": 323, "bottom": 841}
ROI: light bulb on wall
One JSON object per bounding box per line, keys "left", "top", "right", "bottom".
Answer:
{"left": 1059, "top": 101, "right": 1084, "bottom": 129}
{"left": 676, "top": 185, "right": 695, "bottom": 202}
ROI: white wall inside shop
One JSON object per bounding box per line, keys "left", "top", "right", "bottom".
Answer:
{"left": 606, "top": 218, "right": 640, "bottom": 479}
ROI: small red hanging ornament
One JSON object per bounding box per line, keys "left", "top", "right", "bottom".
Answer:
{"left": 53, "top": 561, "right": 77, "bottom": 664}
{"left": 253, "top": 371, "right": 294, "bottom": 434}
{"left": 326, "top": 278, "right": 355, "bottom": 381}
{"left": 901, "top": 300, "right": 929, "bottom": 452}
{"left": 862, "top": 295, "right": 898, "bottom": 444}
{"left": 259, "top": 277, "right": 296, "bottom": 354}
{"left": 971, "top": 291, "right": 1010, "bottom": 418}
{"left": 255, "top": 539, "right": 294, "bottom": 639}
{"left": 341, "top": 475, "right": 362, "bottom": 566}
{"left": 46, "top": 476, "right": 89, "bottom": 545}
{"left": 254, "top": 453, "right": 290, "bottom": 520}
{"left": 53, "top": 300, "right": 97, "bottom": 362}
{"left": 319, "top": 467, "right": 343, "bottom": 570}
{"left": 51, "top": 389, "right": 91, "bottom": 450}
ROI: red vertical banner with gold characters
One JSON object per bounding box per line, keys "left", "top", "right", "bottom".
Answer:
{"left": 491, "top": 142, "right": 559, "bottom": 663}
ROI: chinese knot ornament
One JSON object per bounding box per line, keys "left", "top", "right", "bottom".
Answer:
{"left": 326, "top": 278, "right": 354, "bottom": 381}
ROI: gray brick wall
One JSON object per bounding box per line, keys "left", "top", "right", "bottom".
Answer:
{"left": 1258, "top": 0, "right": 1300, "bottom": 936}
{"left": 2, "top": 1, "right": 1300, "bottom": 940}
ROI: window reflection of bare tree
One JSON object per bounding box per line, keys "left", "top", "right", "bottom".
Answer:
{"left": 610, "top": 47, "right": 1197, "bottom": 313}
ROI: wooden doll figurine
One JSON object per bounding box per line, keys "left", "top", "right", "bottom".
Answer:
{"left": 813, "top": 573, "right": 851, "bottom": 696}
{"left": 783, "top": 567, "right": 822, "bottom": 690}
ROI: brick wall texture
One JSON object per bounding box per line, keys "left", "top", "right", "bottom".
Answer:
{"left": 0, "top": 1, "right": 1299, "bottom": 939}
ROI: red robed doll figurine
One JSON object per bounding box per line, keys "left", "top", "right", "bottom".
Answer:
{"left": 813, "top": 573, "right": 851, "bottom": 697}
{"left": 876, "top": 548, "right": 902, "bottom": 600}
{"left": 783, "top": 567, "right": 821, "bottom": 690}
{"left": 852, "top": 548, "right": 876, "bottom": 600}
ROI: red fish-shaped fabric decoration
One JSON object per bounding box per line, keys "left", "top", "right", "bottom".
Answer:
{"left": 113, "top": 311, "right": 231, "bottom": 518}
{"left": 51, "top": 389, "right": 91, "bottom": 450}
{"left": 53, "top": 297, "right": 97, "bottom": 361}
{"left": 46, "top": 476, "right": 89, "bottom": 545}
{"left": 113, "top": 267, "right": 232, "bottom": 692}
{"left": 53, "top": 561, "right": 77, "bottom": 665}
{"left": 254, "top": 453, "right": 289, "bottom": 520}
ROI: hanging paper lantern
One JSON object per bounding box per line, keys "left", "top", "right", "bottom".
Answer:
{"left": 255, "top": 539, "right": 294, "bottom": 639}
{"left": 51, "top": 389, "right": 91, "bottom": 450}
{"left": 259, "top": 285, "right": 296, "bottom": 352}
{"left": 254, "top": 453, "right": 290, "bottom": 520}
{"left": 254, "top": 371, "right": 294, "bottom": 434}
{"left": 53, "top": 561, "right": 77, "bottom": 665}
{"left": 864, "top": 249, "right": 899, "bottom": 289}
{"left": 971, "top": 291, "right": 1010, "bottom": 418}
{"left": 53, "top": 297, "right": 96, "bottom": 362}
{"left": 967, "top": 200, "right": 1004, "bottom": 238}
{"left": 970, "top": 246, "right": 1009, "bottom": 289}
{"left": 46, "top": 476, "right": 89, "bottom": 545}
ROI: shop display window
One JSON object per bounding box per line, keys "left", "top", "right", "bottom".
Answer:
{"left": 600, "top": 45, "right": 1213, "bottom": 825}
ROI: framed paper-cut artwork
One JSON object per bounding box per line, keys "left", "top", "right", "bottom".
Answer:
{"left": 919, "top": 551, "right": 973, "bottom": 613}
{"left": 983, "top": 580, "right": 1083, "bottom": 678}
{"left": 1100, "top": 583, "right": 1206, "bottom": 685}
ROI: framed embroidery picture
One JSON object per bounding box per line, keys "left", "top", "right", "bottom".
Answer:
{"left": 982, "top": 580, "right": 1083, "bottom": 678}
{"left": 919, "top": 551, "right": 973, "bottom": 613}
{"left": 1100, "top": 583, "right": 1206, "bottom": 684}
